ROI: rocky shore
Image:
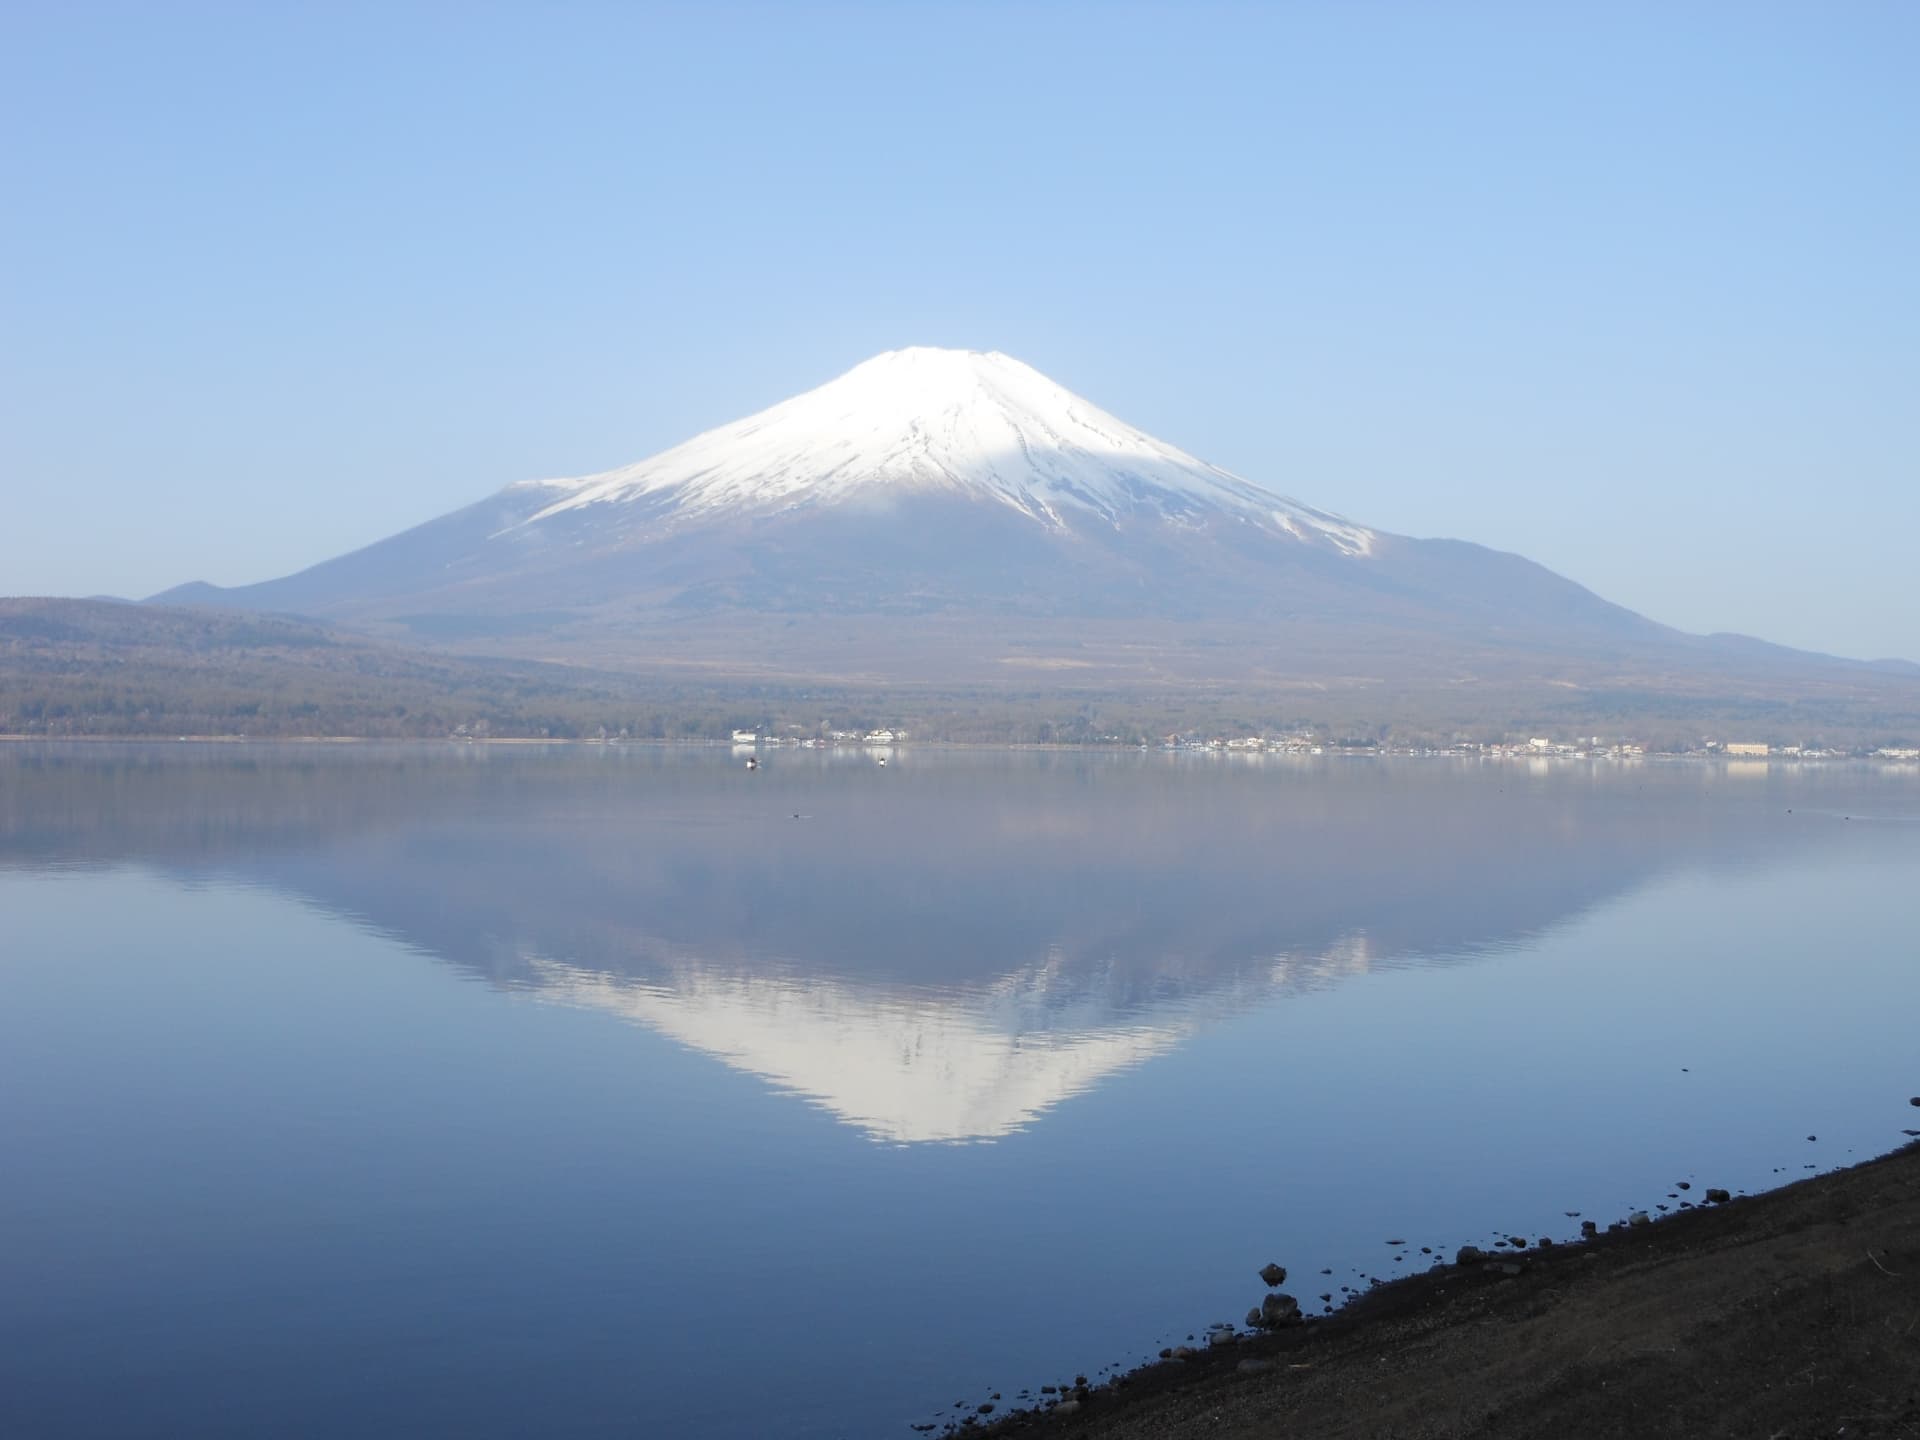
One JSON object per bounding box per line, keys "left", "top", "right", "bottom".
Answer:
{"left": 959, "top": 1132, "right": 1920, "bottom": 1440}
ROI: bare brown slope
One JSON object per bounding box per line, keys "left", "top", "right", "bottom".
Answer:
{"left": 143, "top": 489, "right": 1920, "bottom": 743}
{"left": 985, "top": 1140, "right": 1920, "bottom": 1440}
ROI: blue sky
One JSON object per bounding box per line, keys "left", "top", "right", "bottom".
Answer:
{"left": 3, "top": 3, "right": 1915, "bottom": 659}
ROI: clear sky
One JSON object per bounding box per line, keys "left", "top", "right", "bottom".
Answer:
{"left": 3, "top": 3, "right": 1915, "bottom": 659}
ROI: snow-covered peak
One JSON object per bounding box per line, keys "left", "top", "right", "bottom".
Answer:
{"left": 514, "top": 348, "right": 1373, "bottom": 555}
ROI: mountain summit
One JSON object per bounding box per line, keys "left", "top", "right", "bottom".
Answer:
{"left": 508, "top": 347, "right": 1373, "bottom": 554}
{"left": 152, "top": 348, "right": 1906, "bottom": 710}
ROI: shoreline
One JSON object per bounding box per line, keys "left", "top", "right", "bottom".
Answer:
{"left": 958, "top": 1133, "right": 1920, "bottom": 1439}
{"left": 0, "top": 733, "right": 1914, "bottom": 769}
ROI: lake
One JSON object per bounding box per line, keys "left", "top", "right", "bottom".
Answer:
{"left": 2, "top": 744, "right": 1916, "bottom": 1438}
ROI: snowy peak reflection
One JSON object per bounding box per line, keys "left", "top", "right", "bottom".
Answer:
{"left": 526, "top": 953, "right": 1188, "bottom": 1144}
{"left": 519, "top": 935, "right": 1379, "bottom": 1144}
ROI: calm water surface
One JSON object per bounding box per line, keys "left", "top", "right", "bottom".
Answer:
{"left": 1, "top": 745, "right": 1916, "bottom": 1438}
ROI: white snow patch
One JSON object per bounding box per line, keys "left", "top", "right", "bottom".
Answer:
{"left": 510, "top": 348, "right": 1374, "bottom": 554}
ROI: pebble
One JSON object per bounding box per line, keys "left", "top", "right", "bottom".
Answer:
{"left": 1580, "top": 1220, "right": 1599, "bottom": 1237}
{"left": 1628, "top": 1211, "right": 1651, "bottom": 1227}
{"left": 1705, "top": 1187, "right": 1732, "bottom": 1203}
{"left": 1054, "top": 1400, "right": 1081, "bottom": 1415}
{"left": 1455, "top": 1245, "right": 1488, "bottom": 1265}
{"left": 1258, "top": 1262, "right": 1287, "bottom": 1286}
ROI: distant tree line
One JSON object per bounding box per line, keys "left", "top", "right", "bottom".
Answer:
{"left": 4, "top": 598, "right": 1916, "bottom": 749}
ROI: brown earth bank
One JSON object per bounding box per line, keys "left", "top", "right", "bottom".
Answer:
{"left": 964, "top": 1137, "right": 1920, "bottom": 1440}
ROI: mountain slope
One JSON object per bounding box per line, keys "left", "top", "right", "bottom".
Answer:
{"left": 0, "top": 597, "right": 673, "bottom": 738}
{"left": 147, "top": 348, "right": 1904, "bottom": 700}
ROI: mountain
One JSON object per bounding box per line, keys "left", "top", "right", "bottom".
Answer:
{"left": 149, "top": 348, "right": 1647, "bottom": 636}
{"left": 146, "top": 348, "right": 1916, "bottom": 731}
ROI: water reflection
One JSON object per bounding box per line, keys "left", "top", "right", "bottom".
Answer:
{"left": 1, "top": 744, "right": 1906, "bottom": 1144}
{"left": 525, "top": 952, "right": 1192, "bottom": 1143}
{"left": 518, "top": 931, "right": 1392, "bottom": 1142}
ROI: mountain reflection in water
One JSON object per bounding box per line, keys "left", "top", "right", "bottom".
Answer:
{"left": 0, "top": 744, "right": 1897, "bottom": 1144}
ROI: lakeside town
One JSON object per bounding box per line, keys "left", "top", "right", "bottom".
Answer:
{"left": 716, "top": 726, "right": 1920, "bottom": 765}
{"left": 1147, "top": 734, "right": 1920, "bottom": 763}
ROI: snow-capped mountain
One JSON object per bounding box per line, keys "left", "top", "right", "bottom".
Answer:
{"left": 154, "top": 346, "right": 1900, "bottom": 695}
{"left": 507, "top": 347, "right": 1374, "bottom": 554}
